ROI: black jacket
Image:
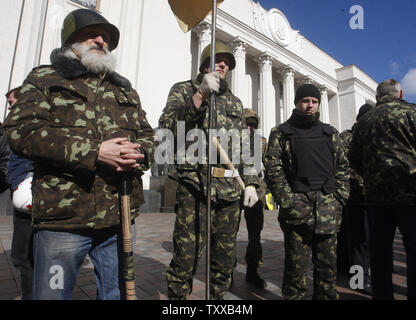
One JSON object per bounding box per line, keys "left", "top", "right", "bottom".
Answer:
{"left": 0, "top": 127, "right": 10, "bottom": 192}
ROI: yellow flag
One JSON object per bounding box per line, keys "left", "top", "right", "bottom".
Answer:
{"left": 168, "top": 0, "right": 224, "bottom": 33}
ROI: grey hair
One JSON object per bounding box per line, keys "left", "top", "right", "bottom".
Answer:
{"left": 376, "top": 79, "right": 402, "bottom": 98}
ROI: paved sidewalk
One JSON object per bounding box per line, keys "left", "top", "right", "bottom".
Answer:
{"left": 0, "top": 211, "right": 408, "bottom": 300}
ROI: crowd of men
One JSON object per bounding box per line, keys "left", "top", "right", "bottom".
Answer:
{"left": 0, "top": 8, "right": 415, "bottom": 301}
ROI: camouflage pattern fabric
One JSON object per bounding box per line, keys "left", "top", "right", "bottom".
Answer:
{"left": 350, "top": 95, "right": 416, "bottom": 206}
{"left": 281, "top": 223, "right": 338, "bottom": 300}
{"left": 3, "top": 51, "right": 156, "bottom": 230}
{"left": 339, "top": 129, "right": 365, "bottom": 205}
{"left": 158, "top": 77, "right": 260, "bottom": 198}
{"left": 264, "top": 118, "right": 349, "bottom": 235}
{"left": 166, "top": 182, "right": 240, "bottom": 300}
{"left": 160, "top": 75, "right": 260, "bottom": 299}
{"left": 264, "top": 112, "right": 349, "bottom": 300}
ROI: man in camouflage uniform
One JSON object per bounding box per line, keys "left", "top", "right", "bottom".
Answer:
{"left": 241, "top": 108, "right": 268, "bottom": 288}
{"left": 350, "top": 79, "right": 416, "bottom": 300}
{"left": 159, "top": 42, "right": 261, "bottom": 300}
{"left": 337, "top": 103, "right": 373, "bottom": 294}
{"left": 264, "top": 83, "right": 350, "bottom": 300}
{"left": 3, "top": 9, "right": 155, "bottom": 300}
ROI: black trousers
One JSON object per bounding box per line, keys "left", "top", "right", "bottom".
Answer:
{"left": 367, "top": 206, "right": 416, "bottom": 300}
{"left": 243, "top": 200, "right": 264, "bottom": 268}
{"left": 11, "top": 210, "right": 34, "bottom": 300}
{"left": 337, "top": 205, "right": 370, "bottom": 279}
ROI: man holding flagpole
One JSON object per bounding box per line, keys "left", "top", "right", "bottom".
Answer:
{"left": 159, "top": 41, "right": 261, "bottom": 300}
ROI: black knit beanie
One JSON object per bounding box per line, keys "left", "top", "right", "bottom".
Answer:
{"left": 294, "top": 83, "right": 321, "bottom": 105}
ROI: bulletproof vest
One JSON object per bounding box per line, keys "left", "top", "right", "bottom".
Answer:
{"left": 281, "top": 122, "right": 335, "bottom": 193}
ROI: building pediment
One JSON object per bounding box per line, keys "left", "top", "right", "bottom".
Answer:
{"left": 251, "top": 2, "right": 302, "bottom": 56}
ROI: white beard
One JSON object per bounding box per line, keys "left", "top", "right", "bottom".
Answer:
{"left": 63, "top": 42, "right": 117, "bottom": 74}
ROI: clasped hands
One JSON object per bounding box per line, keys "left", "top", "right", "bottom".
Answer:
{"left": 97, "top": 137, "right": 144, "bottom": 172}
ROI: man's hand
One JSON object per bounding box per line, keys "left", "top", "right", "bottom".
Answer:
{"left": 97, "top": 137, "right": 145, "bottom": 172}
{"left": 244, "top": 185, "right": 259, "bottom": 208}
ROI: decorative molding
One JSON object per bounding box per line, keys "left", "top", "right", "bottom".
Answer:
{"left": 268, "top": 9, "right": 291, "bottom": 47}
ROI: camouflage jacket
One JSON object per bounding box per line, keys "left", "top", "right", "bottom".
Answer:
{"left": 339, "top": 129, "right": 365, "bottom": 205}
{"left": 350, "top": 95, "right": 416, "bottom": 206}
{"left": 158, "top": 76, "right": 260, "bottom": 202}
{"left": 3, "top": 49, "right": 156, "bottom": 230}
{"left": 264, "top": 111, "right": 350, "bottom": 234}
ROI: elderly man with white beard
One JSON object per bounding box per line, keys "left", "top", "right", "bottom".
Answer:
{"left": 3, "top": 9, "right": 156, "bottom": 300}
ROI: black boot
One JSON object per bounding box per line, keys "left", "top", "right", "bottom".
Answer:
{"left": 245, "top": 266, "right": 266, "bottom": 289}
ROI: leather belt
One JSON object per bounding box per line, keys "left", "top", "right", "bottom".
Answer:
{"left": 212, "top": 167, "right": 240, "bottom": 178}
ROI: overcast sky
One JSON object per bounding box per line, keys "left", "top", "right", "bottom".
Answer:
{"left": 256, "top": 0, "right": 416, "bottom": 102}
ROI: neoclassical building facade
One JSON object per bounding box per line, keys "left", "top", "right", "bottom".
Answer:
{"left": 0, "top": 0, "right": 377, "bottom": 186}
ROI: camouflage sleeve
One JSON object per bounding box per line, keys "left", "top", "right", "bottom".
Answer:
{"left": 158, "top": 81, "right": 206, "bottom": 131}
{"left": 261, "top": 136, "right": 267, "bottom": 164}
{"left": 4, "top": 76, "right": 100, "bottom": 172}
{"left": 333, "top": 130, "right": 350, "bottom": 205}
{"left": 130, "top": 91, "right": 156, "bottom": 172}
{"left": 264, "top": 127, "right": 296, "bottom": 208}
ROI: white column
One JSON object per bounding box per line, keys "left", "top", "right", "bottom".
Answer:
{"left": 230, "top": 38, "right": 248, "bottom": 107}
{"left": 258, "top": 53, "right": 275, "bottom": 138}
{"left": 194, "top": 22, "right": 211, "bottom": 70}
{"left": 320, "top": 85, "right": 330, "bottom": 124}
{"left": 282, "top": 66, "right": 295, "bottom": 122}
{"left": 273, "top": 72, "right": 282, "bottom": 125}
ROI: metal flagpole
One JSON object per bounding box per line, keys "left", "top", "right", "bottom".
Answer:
{"left": 205, "top": 0, "right": 217, "bottom": 301}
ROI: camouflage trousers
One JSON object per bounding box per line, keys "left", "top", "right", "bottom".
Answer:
{"left": 280, "top": 223, "right": 339, "bottom": 300}
{"left": 166, "top": 183, "right": 240, "bottom": 300}
{"left": 242, "top": 200, "right": 264, "bottom": 268}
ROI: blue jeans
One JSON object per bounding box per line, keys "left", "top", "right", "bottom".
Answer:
{"left": 32, "top": 223, "right": 136, "bottom": 300}
{"left": 367, "top": 207, "right": 416, "bottom": 300}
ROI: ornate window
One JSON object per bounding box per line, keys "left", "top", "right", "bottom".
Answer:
{"left": 71, "top": 0, "right": 100, "bottom": 10}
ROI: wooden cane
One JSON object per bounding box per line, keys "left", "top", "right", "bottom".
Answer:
{"left": 120, "top": 174, "right": 136, "bottom": 300}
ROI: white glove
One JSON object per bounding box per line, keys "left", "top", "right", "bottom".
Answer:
{"left": 200, "top": 72, "right": 220, "bottom": 96}
{"left": 243, "top": 186, "right": 258, "bottom": 208}
{"left": 13, "top": 173, "right": 33, "bottom": 214}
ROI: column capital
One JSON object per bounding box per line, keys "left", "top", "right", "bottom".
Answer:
{"left": 319, "top": 85, "right": 329, "bottom": 94}
{"left": 194, "top": 22, "right": 211, "bottom": 39}
{"left": 282, "top": 66, "right": 294, "bottom": 80}
{"left": 230, "top": 37, "right": 248, "bottom": 58}
{"left": 230, "top": 37, "right": 248, "bottom": 50}
{"left": 258, "top": 53, "right": 273, "bottom": 68}
{"left": 301, "top": 76, "right": 313, "bottom": 85}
